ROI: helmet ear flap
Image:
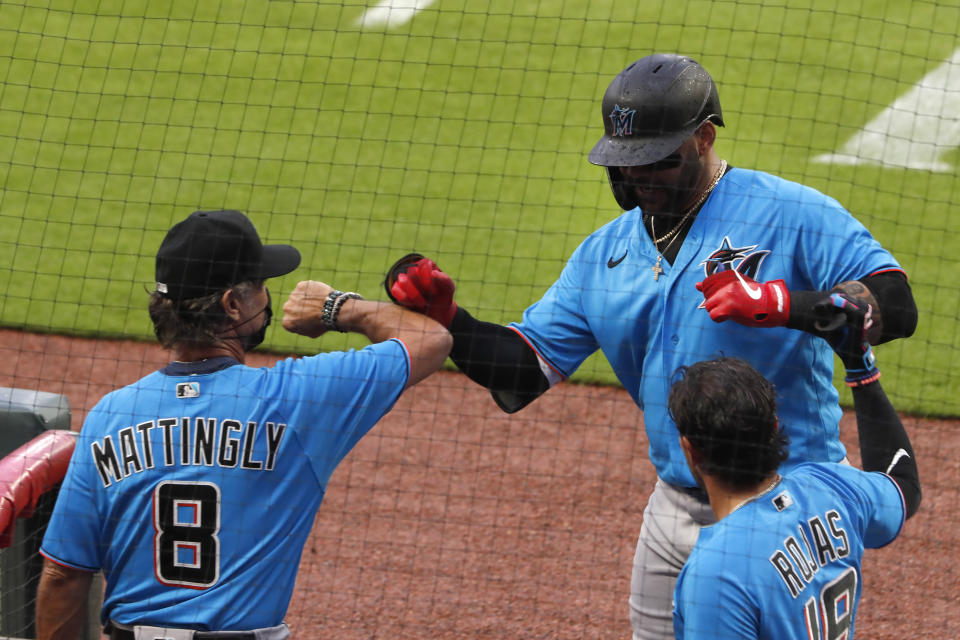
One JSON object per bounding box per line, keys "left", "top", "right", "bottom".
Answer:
{"left": 606, "top": 167, "right": 639, "bottom": 211}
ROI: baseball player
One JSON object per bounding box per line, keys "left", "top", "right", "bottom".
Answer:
{"left": 35, "top": 210, "right": 452, "bottom": 640}
{"left": 671, "top": 303, "right": 921, "bottom": 639}
{"left": 383, "top": 54, "right": 918, "bottom": 639}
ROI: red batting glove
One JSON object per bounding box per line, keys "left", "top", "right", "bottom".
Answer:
{"left": 695, "top": 269, "right": 790, "bottom": 327}
{"left": 389, "top": 258, "right": 458, "bottom": 327}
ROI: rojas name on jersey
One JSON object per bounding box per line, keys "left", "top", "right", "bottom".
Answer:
{"left": 90, "top": 417, "right": 287, "bottom": 488}
{"left": 768, "top": 509, "right": 851, "bottom": 598}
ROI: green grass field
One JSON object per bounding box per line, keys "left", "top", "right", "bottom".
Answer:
{"left": 2, "top": 0, "right": 959, "bottom": 415}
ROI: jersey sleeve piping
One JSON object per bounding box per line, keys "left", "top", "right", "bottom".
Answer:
{"left": 386, "top": 337, "right": 413, "bottom": 387}
{"left": 872, "top": 471, "right": 907, "bottom": 548}
{"left": 507, "top": 325, "right": 567, "bottom": 384}
{"left": 39, "top": 548, "right": 98, "bottom": 573}
{"left": 867, "top": 267, "right": 907, "bottom": 279}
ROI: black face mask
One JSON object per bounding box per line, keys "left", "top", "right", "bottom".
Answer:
{"left": 239, "top": 289, "right": 272, "bottom": 352}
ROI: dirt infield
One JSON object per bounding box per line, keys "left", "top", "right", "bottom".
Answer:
{"left": 1, "top": 328, "right": 955, "bottom": 639}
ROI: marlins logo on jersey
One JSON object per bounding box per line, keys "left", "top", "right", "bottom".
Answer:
{"left": 698, "top": 236, "right": 772, "bottom": 309}
{"left": 701, "top": 236, "right": 771, "bottom": 278}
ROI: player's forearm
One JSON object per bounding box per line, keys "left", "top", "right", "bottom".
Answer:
{"left": 448, "top": 307, "right": 550, "bottom": 411}
{"left": 36, "top": 559, "right": 92, "bottom": 640}
{"left": 852, "top": 380, "right": 921, "bottom": 518}
{"left": 337, "top": 299, "right": 452, "bottom": 386}
{"left": 785, "top": 272, "right": 917, "bottom": 344}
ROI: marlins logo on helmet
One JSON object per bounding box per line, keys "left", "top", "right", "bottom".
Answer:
{"left": 610, "top": 104, "right": 636, "bottom": 137}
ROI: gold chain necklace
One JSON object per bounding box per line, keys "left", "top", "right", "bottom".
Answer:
{"left": 730, "top": 473, "right": 782, "bottom": 514}
{"left": 649, "top": 159, "right": 727, "bottom": 281}
{"left": 649, "top": 216, "right": 685, "bottom": 281}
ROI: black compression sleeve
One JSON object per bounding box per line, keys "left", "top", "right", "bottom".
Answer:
{"left": 447, "top": 307, "right": 550, "bottom": 413}
{"left": 860, "top": 271, "right": 918, "bottom": 343}
{"left": 852, "top": 381, "right": 921, "bottom": 519}
{"left": 785, "top": 271, "right": 917, "bottom": 343}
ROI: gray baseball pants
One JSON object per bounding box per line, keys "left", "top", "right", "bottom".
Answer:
{"left": 628, "top": 479, "right": 715, "bottom": 640}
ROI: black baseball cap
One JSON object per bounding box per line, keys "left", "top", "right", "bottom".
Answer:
{"left": 155, "top": 210, "right": 301, "bottom": 300}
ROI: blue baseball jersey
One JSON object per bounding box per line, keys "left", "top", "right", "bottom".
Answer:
{"left": 673, "top": 463, "right": 906, "bottom": 639}
{"left": 510, "top": 168, "right": 903, "bottom": 486}
{"left": 40, "top": 340, "right": 411, "bottom": 630}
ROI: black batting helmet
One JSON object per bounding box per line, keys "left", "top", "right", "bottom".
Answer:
{"left": 589, "top": 54, "right": 724, "bottom": 209}
{"left": 589, "top": 54, "right": 724, "bottom": 167}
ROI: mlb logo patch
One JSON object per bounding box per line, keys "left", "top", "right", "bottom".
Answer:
{"left": 176, "top": 382, "right": 200, "bottom": 399}
{"left": 772, "top": 491, "right": 793, "bottom": 512}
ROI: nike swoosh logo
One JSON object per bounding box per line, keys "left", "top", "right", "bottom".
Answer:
{"left": 607, "top": 250, "right": 628, "bottom": 269}
{"left": 886, "top": 448, "right": 911, "bottom": 474}
{"left": 733, "top": 269, "right": 762, "bottom": 300}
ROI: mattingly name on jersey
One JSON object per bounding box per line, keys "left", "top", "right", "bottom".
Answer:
{"left": 90, "top": 417, "right": 286, "bottom": 488}
{"left": 768, "top": 509, "right": 850, "bottom": 598}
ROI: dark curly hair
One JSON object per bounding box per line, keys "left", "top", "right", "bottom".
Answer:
{"left": 668, "top": 357, "right": 789, "bottom": 490}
